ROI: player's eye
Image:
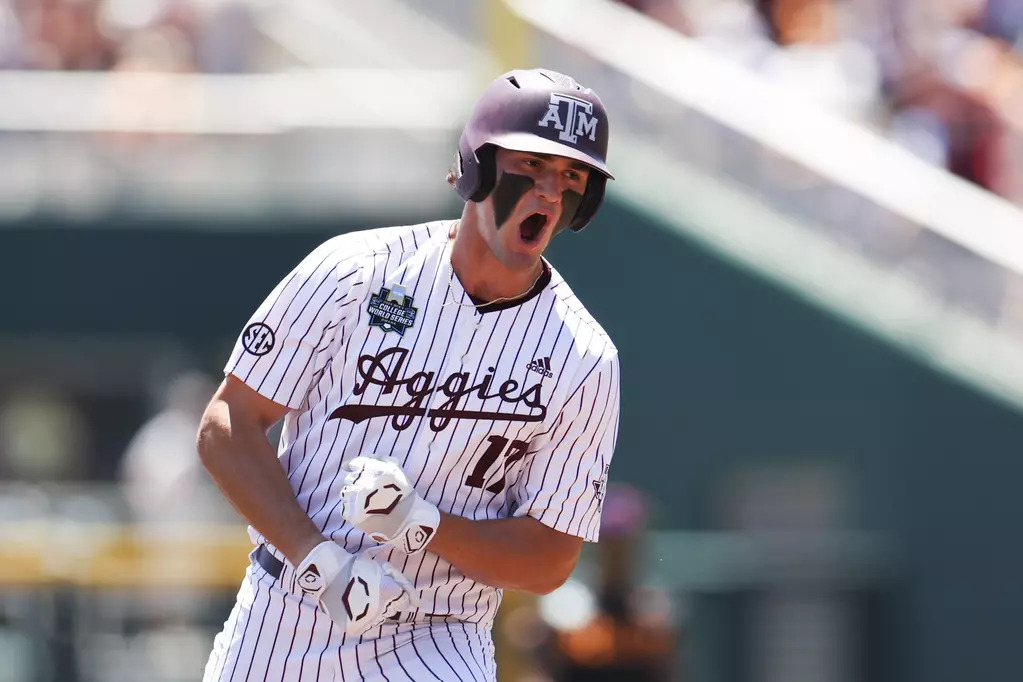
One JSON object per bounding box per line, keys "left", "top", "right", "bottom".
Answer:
{"left": 522, "top": 157, "right": 542, "bottom": 169}
{"left": 565, "top": 170, "right": 582, "bottom": 183}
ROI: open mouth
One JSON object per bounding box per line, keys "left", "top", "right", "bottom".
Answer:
{"left": 519, "top": 213, "right": 549, "bottom": 244}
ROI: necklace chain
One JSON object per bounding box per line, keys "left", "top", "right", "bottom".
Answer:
{"left": 443, "top": 247, "right": 544, "bottom": 311}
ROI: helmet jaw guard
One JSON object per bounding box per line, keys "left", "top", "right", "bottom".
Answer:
{"left": 454, "top": 69, "right": 613, "bottom": 232}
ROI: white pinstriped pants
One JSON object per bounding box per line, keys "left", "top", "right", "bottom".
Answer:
{"left": 203, "top": 560, "right": 497, "bottom": 682}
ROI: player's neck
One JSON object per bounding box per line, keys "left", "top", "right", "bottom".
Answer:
{"left": 449, "top": 216, "right": 544, "bottom": 304}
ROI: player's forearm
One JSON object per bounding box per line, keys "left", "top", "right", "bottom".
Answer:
{"left": 427, "top": 512, "right": 579, "bottom": 594}
{"left": 196, "top": 401, "right": 323, "bottom": 565}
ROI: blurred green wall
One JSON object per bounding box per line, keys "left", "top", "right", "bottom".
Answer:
{"left": 3, "top": 200, "right": 1023, "bottom": 682}
{"left": 551, "top": 201, "right": 1023, "bottom": 682}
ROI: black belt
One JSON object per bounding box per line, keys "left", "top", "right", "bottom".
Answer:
{"left": 252, "top": 544, "right": 285, "bottom": 580}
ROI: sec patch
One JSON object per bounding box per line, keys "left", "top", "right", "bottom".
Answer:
{"left": 242, "top": 322, "right": 275, "bottom": 356}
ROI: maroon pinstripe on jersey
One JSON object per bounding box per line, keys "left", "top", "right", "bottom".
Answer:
{"left": 223, "top": 221, "right": 620, "bottom": 631}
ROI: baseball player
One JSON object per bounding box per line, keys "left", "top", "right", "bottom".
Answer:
{"left": 198, "top": 68, "right": 621, "bottom": 681}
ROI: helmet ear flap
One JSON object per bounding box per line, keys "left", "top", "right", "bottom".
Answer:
{"left": 455, "top": 144, "right": 497, "bottom": 203}
{"left": 471, "top": 146, "right": 496, "bottom": 203}
{"left": 568, "top": 174, "right": 607, "bottom": 232}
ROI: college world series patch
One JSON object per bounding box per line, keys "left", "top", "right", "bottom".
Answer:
{"left": 367, "top": 284, "right": 418, "bottom": 336}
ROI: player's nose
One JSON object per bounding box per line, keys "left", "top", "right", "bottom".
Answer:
{"left": 532, "top": 169, "right": 562, "bottom": 203}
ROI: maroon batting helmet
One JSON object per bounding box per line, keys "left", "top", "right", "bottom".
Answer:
{"left": 454, "top": 68, "right": 614, "bottom": 232}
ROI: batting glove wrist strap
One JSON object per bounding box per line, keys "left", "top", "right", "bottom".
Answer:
{"left": 341, "top": 454, "right": 441, "bottom": 555}
{"left": 294, "top": 541, "right": 419, "bottom": 636}
{"left": 294, "top": 540, "right": 350, "bottom": 601}
{"left": 394, "top": 495, "right": 442, "bottom": 555}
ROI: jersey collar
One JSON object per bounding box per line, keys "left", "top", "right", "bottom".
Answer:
{"left": 466, "top": 260, "right": 552, "bottom": 314}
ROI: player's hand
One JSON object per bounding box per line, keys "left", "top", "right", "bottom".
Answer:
{"left": 294, "top": 540, "right": 419, "bottom": 636}
{"left": 340, "top": 454, "right": 441, "bottom": 554}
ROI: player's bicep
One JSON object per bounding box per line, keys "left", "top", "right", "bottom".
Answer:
{"left": 524, "top": 515, "right": 585, "bottom": 562}
{"left": 197, "top": 375, "right": 291, "bottom": 462}
{"left": 214, "top": 374, "right": 292, "bottom": 432}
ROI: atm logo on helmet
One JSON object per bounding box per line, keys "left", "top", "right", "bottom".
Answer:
{"left": 537, "top": 93, "right": 599, "bottom": 144}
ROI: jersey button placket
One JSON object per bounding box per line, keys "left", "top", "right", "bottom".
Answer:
{"left": 419, "top": 308, "right": 480, "bottom": 458}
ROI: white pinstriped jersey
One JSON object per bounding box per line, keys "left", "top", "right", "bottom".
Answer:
{"left": 225, "top": 220, "right": 620, "bottom": 630}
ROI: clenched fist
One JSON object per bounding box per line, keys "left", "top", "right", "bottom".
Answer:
{"left": 341, "top": 454, "right": 441, "bottom": 554}
{"left": 294, "top": 540, "right": 418, "bottom": 635}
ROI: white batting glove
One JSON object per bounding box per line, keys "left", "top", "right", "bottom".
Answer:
{"left": 293, "top": 540, "right": 419, "bottom": 636}
{"left": 340, "top": 454, "right": 441, "bottom": 555}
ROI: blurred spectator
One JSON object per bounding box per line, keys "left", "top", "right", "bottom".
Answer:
{"left": 682, "top": 0, "right": 885, "bottom": 123}
{"left": 94, "top": 20, "right": 203, "bottom": 156}
{"left": 754, "top": 0, "right": 884, "bottom": 123}
{"left": 973, "top": 0, "right": 1023, "bottom": 47}
{"left": 673, "top": 0, "right": 1023, "bottom": 205}
{"left": 615, "top": 0, "right": 695, "bottom": 36}
{"left": 0, "top": 0, "right": 23, "bottom": 67}
{"left": 16, "top": 0, "right": 119, "bottom": 70}
{"left": 534, "top": 484, "right": 679, "bottom": 682}
{"left": 118, "top": 369, "right": 235, "bottom": 526}
{"left": 0, "top": 0, "right": 256, "bottom": 73}
{"left": 891, "top": 0, "right": 1023, "bottom": 201}
{"left": 192, "top": 0, "right": 258, "bottom": 73}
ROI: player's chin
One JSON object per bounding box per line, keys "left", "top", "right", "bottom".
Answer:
{"left": 499, "top": 248, "right": 543, "bottom": 273}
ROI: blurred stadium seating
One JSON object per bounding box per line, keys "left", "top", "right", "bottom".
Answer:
{"left": 1, "top": 1, "right": 1022, "bottom": 681}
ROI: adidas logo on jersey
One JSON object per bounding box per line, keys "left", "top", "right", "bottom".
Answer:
{"left": 526, "top": 357, "right": 554, "bottom": 378}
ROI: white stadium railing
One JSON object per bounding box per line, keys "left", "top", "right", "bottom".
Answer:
{"left": 0, "top": 69, "right": 475, "bottom": 219}
{"left": 0, "top": 69, "right": 472, "bottom": 134}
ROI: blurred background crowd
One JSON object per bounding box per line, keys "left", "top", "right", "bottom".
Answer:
{"left": 0, "top": 0, "right": 258, "bottom": 74}
{"left": 1, "top": 0, "right": 1020, "bottom": 202}
{"left": 662, "top": 0, "right": 1023, "bottom": 209}
{"left": 1, "top": 1, "right": 1022, "bottom": 681}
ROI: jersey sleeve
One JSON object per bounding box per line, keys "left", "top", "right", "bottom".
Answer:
{"left": 509, "top": 352, "right": 621, "bottom": 542}
{"left": 224, "top": 239, "right": 359, "bottom": 409}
